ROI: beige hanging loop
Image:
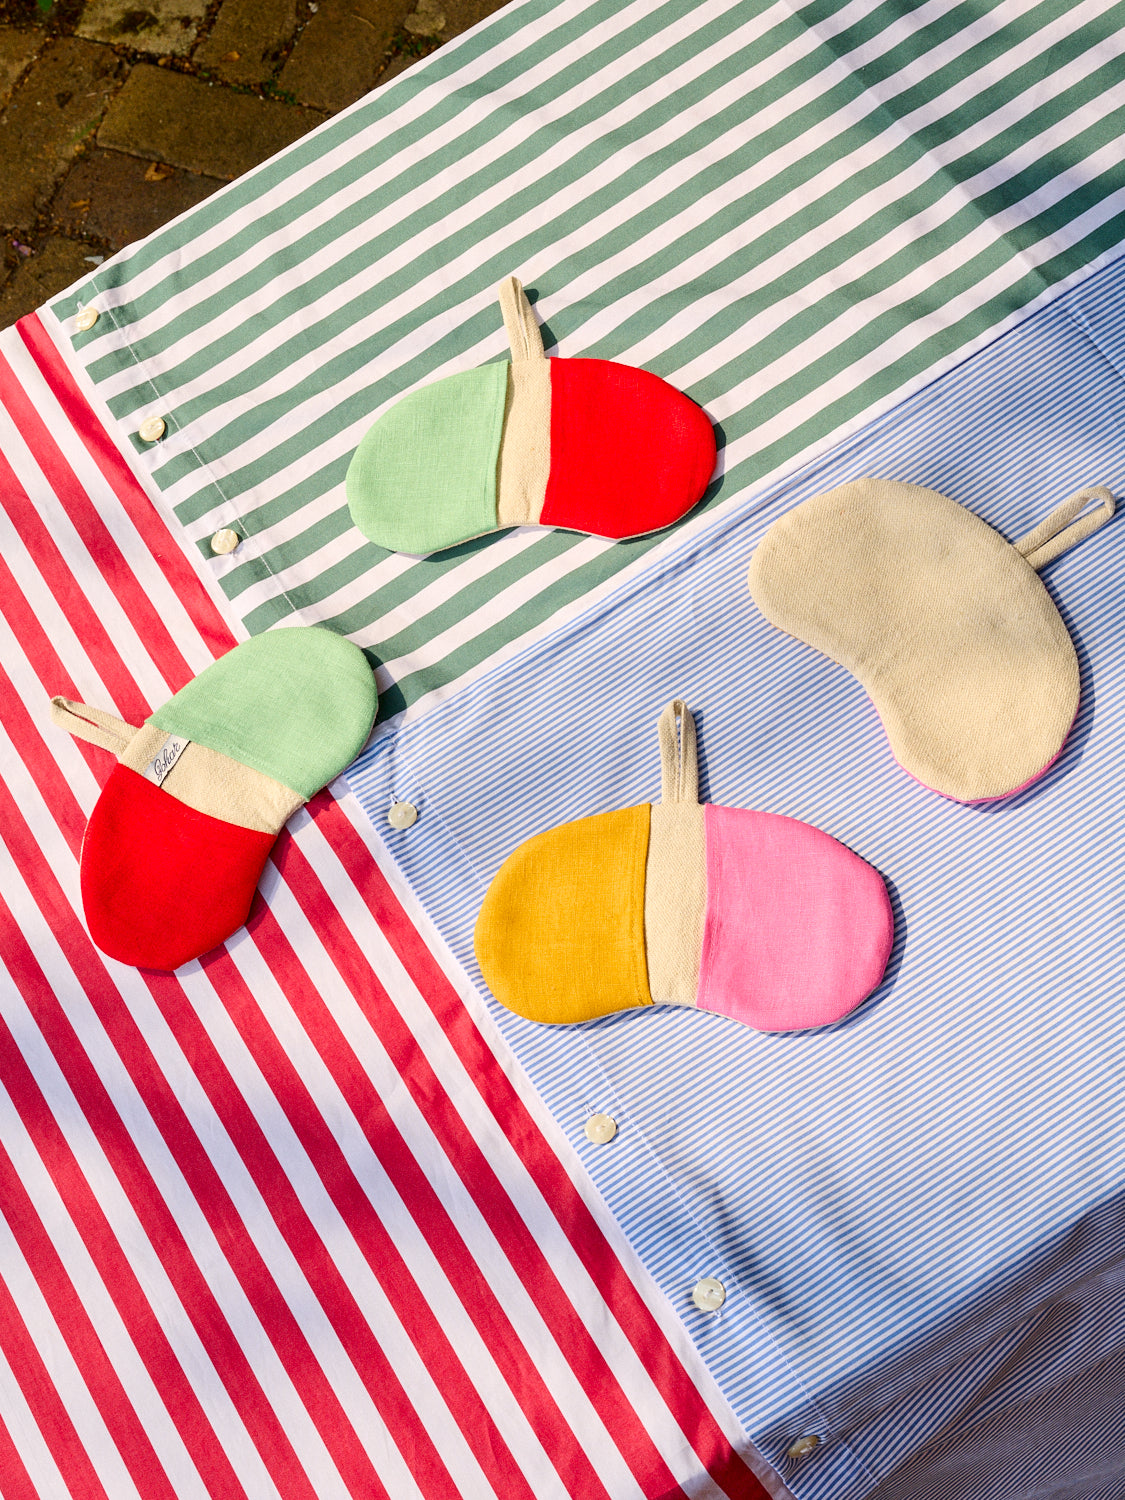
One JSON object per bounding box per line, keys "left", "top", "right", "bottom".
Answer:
{"left": 498, "top": 276, "right": 545, "bottom": 362}
{"left": 1014, "top": 484, "right": 1115, "bottom": 571}
{"left": 50, "top": 696, "right": 138, "bottom": 756}
{"left": 657, "top": 699, "right": 699, "bottom": 805}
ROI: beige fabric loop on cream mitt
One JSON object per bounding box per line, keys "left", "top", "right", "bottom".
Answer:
{"left": 747, "top": 477, "right": 1115, "bottom": 802}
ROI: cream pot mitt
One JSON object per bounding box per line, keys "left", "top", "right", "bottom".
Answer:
{"left": 747, "top": 478, "right": 1116, "bottom": 802}
{"left": 52, "top": 627, "right": 377, "bottom": 971}
{"left": 475, "top": 701, "right": 893, "bottom": 1032}
{"left": 346, "top": 277, "right": 717, "bottom": 554}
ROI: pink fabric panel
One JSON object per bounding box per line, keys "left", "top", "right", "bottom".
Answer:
{"left": 698, "top": 805, "right": 894, "bottom": 1032}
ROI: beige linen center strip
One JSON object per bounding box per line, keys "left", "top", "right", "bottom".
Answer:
{"left": 643, "top": 699, "right": 707, "bottom": 1006}
{"left": 52, "top": 695, "right": 304, "bottom": 832}
{"left": 644, "top": 801, "right": 707, "bottom": 1005}
{"left": 496, "top": 360, "right": 551, "bottom": 526}
{"left": 121, "top": 724, "right": 304, "bottom": 833}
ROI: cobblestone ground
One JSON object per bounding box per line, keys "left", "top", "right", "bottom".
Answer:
{"left": 0, "top": 0, "right": 509, "bottom": 326}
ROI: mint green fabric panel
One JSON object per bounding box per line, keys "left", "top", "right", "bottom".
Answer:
{"left": 346, "top": 363, "right": 507, "bottom": 553}
{"left": 150, "top": 628, "right": 378, "bottom": 800}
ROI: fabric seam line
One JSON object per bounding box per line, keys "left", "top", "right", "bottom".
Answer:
{"left": 567, "top": 1018, "right": 869, "bottom": 1486}
{"left": 59, "top": 295, "right": 315, "bottom": 632}
{"left": 371, "top": 248, "right": 1125, "bottom": 743}
{"left": 344, "top": 740, "right": 491, "bottom": 891}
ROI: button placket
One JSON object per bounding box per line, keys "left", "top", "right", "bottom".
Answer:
{"left": 355, "top": 737, "right": 823, "bottom": 1482}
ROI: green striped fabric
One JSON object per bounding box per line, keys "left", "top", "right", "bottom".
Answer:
{"left": 51, "top": 0, "right": 1125, "bottom": 721}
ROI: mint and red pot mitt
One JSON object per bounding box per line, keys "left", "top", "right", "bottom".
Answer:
{"left": 346, "top": 276, "right": 717, "bottom": 553}
{"left": 53, "top": 627, "right": 377, "bottom": 970}
{"left": 475, "top": 701, "right": 893, "bottom": 1032}
{"left": 747, "top": 478, "right": 1115, "bottom": 802}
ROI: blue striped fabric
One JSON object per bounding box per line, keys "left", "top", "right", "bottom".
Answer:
{"left": 349, "top": 249, "right": 1125, "bottom": 1497}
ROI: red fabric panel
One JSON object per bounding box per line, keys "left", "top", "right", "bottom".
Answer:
{"left": 541, "top": 358, "right": 716, "bottom": 538}
{"left": 3, "top": 317, "right": 769, "bottom": 1499}
{"left": 18, "top": 315, "right": 235, "bottom": 663}
{"left": 80, "top": 765, "right": 275, "bottom": 970}
{"left": 0, "top": 344, "right": 197, "bottom": 693}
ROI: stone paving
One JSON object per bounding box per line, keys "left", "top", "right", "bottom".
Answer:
{"left": 0, "top": 0, "right": 509, "bottom": 327}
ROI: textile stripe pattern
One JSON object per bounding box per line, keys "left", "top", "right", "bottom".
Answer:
{"left": 345, "top": 249, "right": 1125, "bottom": 1499}
{"left": 0, "top": 323, "right": 770, "bottom": 1498}
{"left": 48, "top": 0, "right": 1125, "bottom": 720}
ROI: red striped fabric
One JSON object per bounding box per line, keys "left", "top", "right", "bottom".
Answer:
{"left": 0, "top": 311, "right": 771, "bottom": 1500}
{"left": 0, "top": 1403, "right": 43, "bottom": 1500}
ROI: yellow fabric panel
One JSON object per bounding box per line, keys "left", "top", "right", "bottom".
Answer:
{"left": 475, "top": 804, "right": 653, "bottom": 1025}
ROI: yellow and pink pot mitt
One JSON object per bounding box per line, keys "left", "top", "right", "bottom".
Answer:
{"left": 475, "top": 701, "right": 893, "bottom": 1032}
{"left": 747, "top": 477, "right": 1115, "bottom": 802}
{"left": 346, "top": 277, "right": 717, "bottom": 554}
{"left": 52, "top": 627, "right": 377, "bottom": 971}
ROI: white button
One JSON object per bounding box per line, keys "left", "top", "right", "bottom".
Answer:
{"left": 75, "top": 306, "right": 99, "bottom": 332}
{"left": 138, "top": 416, "right": 166, "bottom": 442}
{"left": 786, "top": 1435, "right": 820, "bottom": 1461}
{"left": 210, "top": 528, "right": 240, "bottom": 556}
{"left": 387, "top": 800, "right": 418, "bottom": 830}
{"left": 691, "top": 1277, "right": 726, "bottom": 1312}
{"left": 584, "top": 1113, "right": 617, "bottom": 1144}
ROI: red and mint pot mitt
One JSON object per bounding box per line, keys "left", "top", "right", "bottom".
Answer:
{"left": 475, "top": 701, "right": 893, "bottom": 1032}
{"left": 346, "top": 276, "right": 717, "bottom": 553}
{"left": 52, "top": 627, "right": 377, "bottom": 971}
